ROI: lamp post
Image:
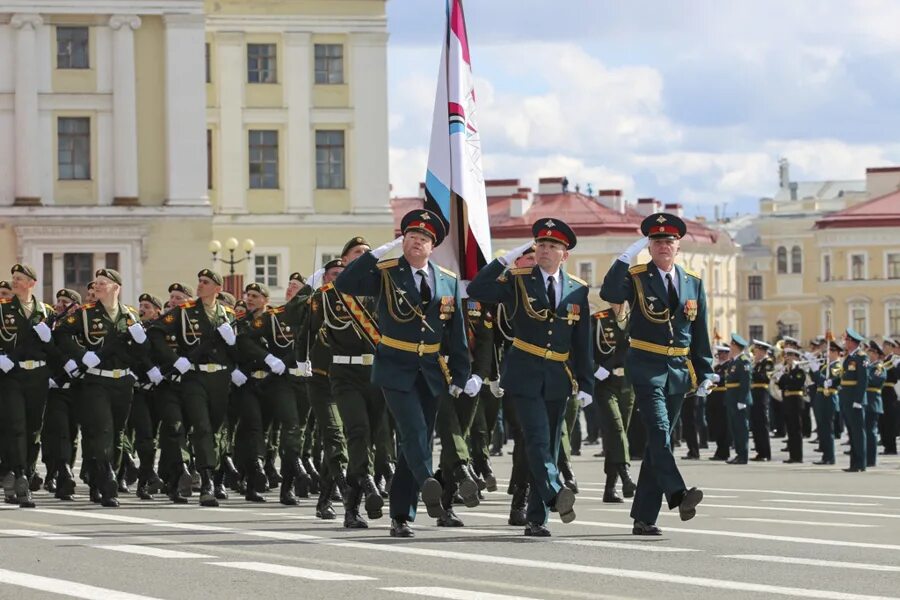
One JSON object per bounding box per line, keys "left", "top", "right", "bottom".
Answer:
{"left": 209, "top": 237, "right": 255, "bottom": 297}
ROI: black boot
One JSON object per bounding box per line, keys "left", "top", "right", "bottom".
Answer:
{"left": 280, "top": 472, "right": 299, "bottom": 506}
{"left": 452, "top": 464, "right": 479, "bottom": 508}
{"left": 478, "top": 458, "right": 498, "bottom": 492}
{"left": 315, "top": 479, "right": 336, "bottom": 520}
{"left": 222, "top": 455, "right": 240, "bottom": 491}
{"left": 343, "top": 483, "right": 368, "bottom": 529}
{"left": 264, "top": 451, "right": 281, "bottom": 489}
{"left": 603, "top": 471, "right": 622, "bottom": 503}
{"left": 136, "top": 470, "right": 153, "bottom": 500}
{"left": 29, "top": 471, "right": 43, "bottom": 492}
{"left": 302, "top": 456, "right": 320, "bottom": 495}
{"left": 1, "top": 470, "right": 16, "bottom": 504}
{"left": 617, "top": 464, "right": 636, "bottom": 498}
{"left": 123, "top": 453, "right": 139, "bottom": 486}
{"left": 508, "top": 484, "right": 528, "bottom": 526}
{"left": 55, "top": 462, "right": 76, "bottom": 501}
{"left": 116, "top": 470, "right": 130, "bottom": 494}
{"left": 147, "top": 470, "right": 166, "bottom": 495}
{"left": 467, "top": 463, "right": 487, "bottom": 492}
{"left": 43, "top": 466, "right": 57, "bottom": 493}
{"left": 291, "top": 457, "right": 311, "bottom": 498}
{"left": 213, "top": 469, "right": 229, "bottom": 500}
{"left": 14, "top": 469, "right": 35, "bottom": 508}
{"left": 169, "top": 462, "right": 191, "bottom": 503}
{"left": 99, "top": 462, "right": 119, "bottom": 508}
{"left": 199, "top": 468, "right": 219, "bottom": 507}
{"left": 559, "top": 463, "right": 579, "bottom": 494}
{"left": 360, "top": 474, "right": 384, "bottom": 520}
{"left": 375, "top": 474, "right": 389, "bottom": 498}
{"left": 248, "top": 458, "right": 269, "bottom": 495}
{"left": 436, "top": 481, "right": 464, "bottom": 527}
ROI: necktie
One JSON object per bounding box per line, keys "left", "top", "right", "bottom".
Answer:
{"left": 547, "top": 275, "right": 556, "bottom": 309}
{"left": 666, "top": 272, "right": 678, "bottom": 308}
{"left": 418, "top": 270, "right": 431, "bottom": 307}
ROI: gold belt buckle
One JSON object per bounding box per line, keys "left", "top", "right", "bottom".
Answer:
{"left": 417, "top": 342, "right": 424, "bottom": 356}
{"left": 112, "top": 369, "right": 122, "bottom": 378}
{"left": 544, "top": 349, "right": 553, "bottom": 359}
{"left": 23, "top": 360, "right": 34, "bottom": 369}
{"left": 667, "top": 346, "right": 675, "bottom": 357}
{"left": 361, "top": 354, "right": 374, "bottom": 366}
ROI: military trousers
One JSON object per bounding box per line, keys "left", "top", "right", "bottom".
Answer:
{"left": 558, "top": 395, "right": 580, "bottom": 469}
{"left": 705, "top": 393, "right": 730, "bottom": 459}
{"left": 157, "top": 381, "right": 190, "bottom": 477}
{"left": 501, "top": 394, "right": 529, "bottom": 492}
{"left": 329, "top": 365, "right": 379, "bottom": 481}
{"left": 78, "top": 374, "right": 134, "bottom": 466}
{"left": 1, "top": 368, "right": 50, "bottom": 471}
{"left": 260, "top": 374, "right": 311, "bottom": 469}
{"left": 750, "top": 390, "right": 771, "bottom": 459}
{"left": 233, "top": 380, "right": 270, "bottom": 469}
{"left": 469, "top": 387, "right": 501, "bottom": 471}
{"left": 374, "top": 410, "right": 396, "bottom": 478}
{"left": 814, "top": 394, "right": 838, "bottom": 463}
{"left": 595, "top": 375, "right": 635, "bottom": 472}
{"left": 864, "top": 404, "right": 880, "bottom": 467}
{"left": 840, "top": 397, "right": 866, "bottom": 470}
{"left": 880, "top": 388, "right": 898, "bottom": 454}
{"left": 179, "top": 370, "right": 230, "bottom": 471}
{"left": 130, "top": 387, "right": 163, "bottom": 473}
{"left": 681, "top": 395, "right": 699, "bottom": 457}
{"left": 507, "top": 390, "right": 567, "bottom": 526}
{"left": 437, "top": 388, "right": 479, "bottom": 474}
{"left": 783, "top": 395, "right": 804, "bottom": 462}
{"left": 725, "top": 400, "right": 749, "bottom": 461}
{"left": 383, "top": 373, "right": 441, "bottom": 522}
{"left": 305, "top": 371, "right": 347, "bottom": 483}
{"left": 42, "top": 384, "right": 79, "bottom": 467}
{"left": 629, "top": 385, "right": 687, "bottom": 526}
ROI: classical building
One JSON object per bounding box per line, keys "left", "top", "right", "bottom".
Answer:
{"left": 0, "top": 0, "right": 391, "bottom": 301}
{"left": 393, "top": 177, "right": 741, "bottom": 342}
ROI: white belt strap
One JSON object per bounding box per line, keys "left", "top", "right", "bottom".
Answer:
{"left": 332, "top": 354, "right": 374, "bottom": 366}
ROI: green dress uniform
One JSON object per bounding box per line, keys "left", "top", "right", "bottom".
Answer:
{"left": 334, "top": 250, "right": 470, "bottom": 526}
{"left": 880, "top": 349, "right": 899, "bottom": 454}
{"left": 707, "top": 354, "right": 732, "bottom": 460}
{"left": 0, "top": 295, "right": 55, "bottom": 507}
{"left": 750, "top": 352, "right": 774, "bottom": 460}
{"left": 467, "top": 302, "right": 503, "bottom": 489}
{"left": 813, "top": 356, "right": 842, "bottom": 464}
{"left": 839, "top": 335, "right": 869, "bottom": 472}
{"left": 864, "top": 354, "right": 885, "bottom": 467}
{"left": 724, "top": 348, "right": 752, "bottom": 464}
{"left": 777, "top": 358, "right": 807, "bottom": 462}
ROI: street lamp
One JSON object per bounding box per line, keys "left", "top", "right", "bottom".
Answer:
{"left": 209, "top": 237, "right": 255, "bottom": 275}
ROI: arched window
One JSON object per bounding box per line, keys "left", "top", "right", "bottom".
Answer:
{"left": 791, "top": 246, "right": 802, "bottom": 273}
{"left": 776, "top": 247, "right": 787, "bottom": 274}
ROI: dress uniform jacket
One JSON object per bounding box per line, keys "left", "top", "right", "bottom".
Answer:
{"left": 840, "top": 348, "right": 869, "bottom": 408}
{"left": 866, "top": 361, "right": 886, "bottom": 415}
{"left": 148, "top": 300, "right": 235, "bottom": 371}
{"left": 56, "top": 301, "right": 146, "bottom": 373}
{"left": 0, "top": 296, "right": 55, "bottom": 364}
{"left": 725, "top": 354, "right": 752, "bottom": 407}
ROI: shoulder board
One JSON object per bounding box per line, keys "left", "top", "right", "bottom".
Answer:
{"left": 223, "top": 306, "right": 234, "bottom": 314}
{"left": 377, "top": 258, "right": 399, "bottom": 270}
{"left": 593, "top": 310, "right": 609, "bottom": 319}
{"left": 0, "top": 298, "right": 10, "bottom": 305}
{"left": 43, "top": 303, "right": 54, "bottom": 312}
{"left": 437, "top": 265, "right": 457, "bottom": 278}
{"left": 509, "top": 267, "right": 532, "bottom": 276}
{"left": 741, "top": 355, "right": 752, "bottom": 363}
{"left": 82, "top": 302, "right": 96, "bottom": 310}
{"left": 268, "top": 306, "right": 285, "bottom": 315}
{"left": 125, "top": 305, "right": 137, "bottom": 313}
{"left": 179, "top": 300, "right": 196, "bottom": 309}
{"left": 320, "top": 282, "right": 334, "bottom": 292}
{"left": 567, "top": 273, "right": 588, "bottom": 286}
{"left": 684, "top": 268, "right": 701, "bottom": 279}
{"left": 628, "top": 264, "right": 648, "bottom": 275}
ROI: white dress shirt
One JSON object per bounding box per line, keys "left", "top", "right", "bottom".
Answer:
{"left": 656, "top": 264, "right": 679, "bottom": 297}
{"left": 539, "top": 267, "right": 562, "bottom": 308}
{"left": 413, "top": 264, "right": 435, "bottom": 299}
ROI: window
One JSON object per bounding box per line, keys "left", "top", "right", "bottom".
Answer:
{"left": 887, "top": 253, "right": 900, "bottom": 279}
{"left": 314, "top": 44, "right": 344, "bottom": 84}
{"left": 207, "top": 129, "right": 213, "bottom": 190}
{"left": 248, "top": 130, "right": 278, "bottom": 189}
{"left": 320, "top": 252, "right": 339, "bottom": 267}
{"left": 577, "top": 262, "right": 594, "bottom": 286}
{"left": 42, "top": 253, "right": 53, "bottom": 303}
{"left": 315, "top": 130, "right": 345, "bottom": 189}
{"left": 205, "top": 43, "right": 211, "bottom": 83}
{"left": 776, "top": 246, "right": 787, "bottom": 274}
{"left": 888, "top": 304, "right": 900, "bottom": 337}
{"left": 782, "top": 323, "right": 799, "bottom": 339}
{"left": 57, "top": 27, "right": 89, "bottom": 69}
{"left": 850, "top": 254, "right": 866, "bottom": 280}
{"left": 254, "top": 255, "right": 279, "bottom": 288}
{"left": 247, "top": 44, "right": 277, "bottom": 83}
{"left": 63, "top": 253, "right": 94, "bottom": 298}
{"left": 58, "top": 117, "right": 91, "bottom": 180}
{"left": 822, "top": 254, "right": 832, "bottom": 282}
{"left": 747, "top": 275, "right": 762, "bottom": 300}
{"left": 850, "top": 304, "right": 867, "bottom": 335}
{"left": 791, "top": 245, "right": 802, "bottom": 274}
{"left": 749, "top": 325, "right": 764, "bottom": 342}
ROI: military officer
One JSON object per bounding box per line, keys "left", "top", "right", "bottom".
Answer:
{"left": 864, "top": 341, "right": 886, "bottom": 468}
{"left": 0, "top": 264, "right": 56, "bottom": 507}
{"left": 840, "top": 329, "right": 869, "bottom": 472}
{"left": 0, "top": 280, "right": 12, "bottom": 300}
{"left": 749, "top": 340, "right": 774, "bottom": 461}
{"left": 592, "top": 303, "right": 637, "bottom": 503}
{"left": 812, "top": 340, "right": 843, "bottom": 466}
{"left": 468, "top": 218, "right": 590, "bottom": 537}
{"left": 724, "top": 334, "right": 752, "bottom": 465}
{"left": 335, "top": 210, "right": 473, "bottom": 537}
{"left": 881, "top": 338, "right": 899, "bottom": 455}
{"left": 778, "top": 347, "right": 807, "bottom": 463}
{"left": 56, "top": 268, "right": 153, "bottom": 507}
{"left": 707, "top": 345, "right": 732, "bottom": 461}
{"left": 599, "top": 212, "right": 711, "bottom": 536}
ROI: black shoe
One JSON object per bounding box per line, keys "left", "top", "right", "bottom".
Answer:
{"left": 290, "top": 458, "right": 311, "bottom": 499}
{"left": 361, "top": 475, "right": 384, "bottom": 519}
{"left": 452, "top": 465, "right": 479, "bottom": 508}
{"left": 43, "top": 473, "right": 57, "bottom": 494}
{"left": 633, "top": 520, "right": 663, "bottom": 535}
{"left": 524, "top": 522, "right": 551, "bottom": 537}
{"left": 213, "top": 470, "right": 229, "bottom": 500}
{"left": 508, "top": 484, "right": 528, "bottom": 526}
{"left": 436, "top": 508, "right": 465, "bottom": 527}
{"left": 783, "top": 459, "right": 803, "bottom": 464}
{"left": 682, "top": 453, "right": 700, "bottom": 460}
{"left": 726, "top": 457, "right": 748, "bottom": 465}
{"left": 248, "top": 459, "right": 269, "bottom": 495}
{"left": 843, "top": 467, "right": 866, "bottom": 473}
{"left": 136, "top": 479, "right": 153, "bottom": 501}
{"left": 56, "top": 464, "right": 76, "bottom": 499}
{"left": 390, "top": 518, "right": 414, "bottom": 538}
{"left": 315, "top": 483, "right": 336, "bottom": 520}
{"left": 559, "top": 463, "right": 579, "bottom": 495}
{"left": 678, "top": 487, "right": 703, "bottom": 521}
{"left": 176, "top": 463, "right": 193, "bottom": 498}
{"left": 375, "top": 475, "right": 389, "bottom": 499}
{"left": 29, "top": 473, "right": 43, "bottom": 492}
{"left": 264, "top": 454, "right": 281, "bottom": 489}
{"left": 101, "top": 496, "right": 120, "bottom": 508}
{"left": 421, "top": 477, "right": 446, "bottom": 518}
{"left": 751, "top": 456, "right": 770, "bottom": 462}
{"left": 117, "top": 475, "right": 130, "bottom": 494}
{"left": 123, "top": 454, "right": 139, "bottom": 486}
{"left": 489, "top": 449, "right": 504, "bottom": 457}
{"left": 245, "top": 488, "right": 267, "bottom": 503}
{"left": 603, "top": 472, "right": 622, "bottom": 503}
{"left": 15, "top": 475, "right": 35, "bottom": 508}
{"left": 812, "top": 460, "right": 835, "bottom": 465}
{"left": 280, "top": 477, "right": 299, "bottom": 506}
{"left": 617, "top": 464, "right": 636, "bottom": 499}
{"left": 553, "top": 488, "right": 576, "bottom": 524}
{"left": 708, "top": 455, "right": 728, "bottom": 461}
{"left": 89, "top": 486, "right": 102, "bottom": 504}
{"left": 302, "top": 456, "right": 320, "bottom": 495}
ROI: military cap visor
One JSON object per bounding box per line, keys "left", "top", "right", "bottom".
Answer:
{"left": 867, "top": 341, "right": 885, "bottom": 355}
{"left": 197, "top": 269, "right": 223, "bottom": 286}
{"left": 782, "top": 336, "right": 800, "bottom": 346}
{"left": 56, "top": 288, "right": 82, "bottom": 304}
{"left": 95, "top": 268, "right": 122, "bottom": 285}
{"left": 845, "top": 328, "right": 865, "bottom": 343}
{"left": 829, "top": 340, "right": 844, "bottom": 352}
{"left": 641, "top": 212, "right": 686, "bottom": 240}
{"left": 883, "top": 338, "right": 898, "bottom": 347}
{"left": 86, "top": 281, "right": 96, "bottom": 290}
{"left": 139, "top": 293, "right": 164, "bottom": 310}
{"left": 0, "top": 280, "right": 10, "bottom": 290}
{"left": 730, "top": 333, "right": 748, "bottom": 348}
{"left": 752, "top": 339, "right": 772, "bottom": 350}
{"left": 715, "top": 345, "right": 731, "bottom": 353}
{"left": 784, "top": 347, "right": 801, "bottom": 356}
{"left": 401, "top": 209, "right": 447, "bottom": 247}
{"left": 341, "top": 236, "right": 370, "bottom": 257}
{"left": 244, "top": 282, "right": 269, "bottom": 298}
{"left": 532, "top": 218, "right": 577, "bottom": 250}
{"left": 11, "top": 263, "right": 38, "bottom": 281}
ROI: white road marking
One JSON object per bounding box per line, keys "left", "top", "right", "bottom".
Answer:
{"left": 382, "top": 587, "right": 545, "bottom": 600}
{"left": 93, "top": 544, "right": 215, "bottom": 559}
{"left": 763, "top": 499, "right": 881, "bottom": 507}
{"left": 721, "top": 554, "right": 900, "bottom": 572}
{"left": 0, "top": 528, "right": 90, "bottom": 541}
{"left": 0, "top": 568, "right": 163, "bottom": 600}
{"left": 725, "top": 518, "right": 874, "bottom": 528}
{"left": 703, "top": 487, "right": 900, "bottom": 501}
{"left": 208, "top": 561, "right": 375, "bottom": 581}
{"left": 34, "top": 508, "right": 159, "bottom": 525}
{"left": 554, "top": 539, "right": 699, "bottom": 553}
{"left": 699, "top": 503, "right": 900, "bottom": 519}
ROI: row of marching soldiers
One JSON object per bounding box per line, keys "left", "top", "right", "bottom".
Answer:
{"left": 690, "top": 332, "right": 900, "bottom": 472}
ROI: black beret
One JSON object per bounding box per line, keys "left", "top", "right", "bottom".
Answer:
{"left": 234, "top": 299, "right": 248, "bottom": 311}
{"left": 323, "top": 258, "right": 344, "bottom": 271}
{"left": 11, "top": 263, "right": 38, "bottom": 280}
{"left": 56, "top": 288, "right": 82, "bottom": 304}
{"left": 86, "top": 281, "right": 96, "bottom": 291}
{"left": 168, "top": 282, "right": 195, "bottom": 297}
{"left": 138, "top": 293, "right": 164, "bottom": 310}
{"left": 341, "top": 236, "right": 370, "bottom": 257}
{"left": 95, "top": 268, "right": 122, "bottom": 285}
{"left": 217, "top": 291, "right": 237, "bottom": 306}
{"left": 197, "top": 269, "right": 223, "bottom": 286}
{"left": 0, "top": 280, "right": 10, "bottom": 290}
{"left": 289, "top": 272, "right": 305, "bottom": 283}
{"left": 244, "top": 282, "right": 269, "bottom": 298}
{"left": 401, "top": 209, "right": 447, "bottom": 247}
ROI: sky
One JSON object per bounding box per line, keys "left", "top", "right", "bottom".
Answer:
{"left": 385, "top": 0, "right": 900, "bottom": 219}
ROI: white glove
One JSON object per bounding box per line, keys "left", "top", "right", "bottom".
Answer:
{"left": 371, "top": 236, "right": 404, "bottom": 260}
{"left": 498, "top": 241, "right": 535, "bottom": 266}
{"left": 299, "top": 360, "right": 313, "bottom": 377}
{"left": 696, "top": 378, "right": 715, "bottom": 398}
{"left": 0, "top": 354, "right": 13, "bottom": 373}
{"left": 33, "top": 322, "right": 52, "bottom": 343}
{"left": 463, "top": 374, "right": 483, "bottom": 397}
{"left": 852, "top": 402, "right": 863, "bottom": 409}
{"left": 231, "top": 369, "right": 248, "bottom": 387}
{"left": 807, "top": 358, "right": 821, "bottom": 372}
{"left": 127, "top": 323, "right": 147, "bottom": 344}
{"left": 489, "top": 379, "right": 504, "bottom": 398}
{"left": 48, "top": 378, "right": 58, "bottom": 389}
{"left": 217, "top": 323, "right": 236, "bottom": 346}
{"left": 309, "top": 268, "right": 326, "bottom": 289}
{"left": 64, "top": 359, "right": 79, "bottom": 377}
{"left": 81, "top": 351, "right": 101, "bottom": 369}
{"left": 448, "top": 384, "right": 463, "bottom": 398}
{"left": 594, "top": 365, "right": 611, "bottom": 381}
{"left": 737, "top": 402, "right": 747, "bottom": 410}
{"left": 147, "top": 367, "right": 163, "bottom": 385}
{"left": 265, "top": 353, "right": 286, "bottom": 375}
{"left": 577, "top": 390, "right": 593, "bottom": 408}
{"left": 618, "top": 237, "right": 649, "bottom": 264}
{"left": 824, "top": 378, "right": 832, "bottom": 389}
{"left": 710, "top": 374, "right": 720, "bottom": 383}
{"left": 173, "top": 356, "right": 191, "bottom": 374}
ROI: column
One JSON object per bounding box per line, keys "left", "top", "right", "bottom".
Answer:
{"left": 163, "top": 13, "right": 208, "bottom": 206}
{"left": 11, "top": 13, "right": 43, "bottom": 206}
{"left": 109, "top": 15, "right": 141, "bottom": 206}
{"left": 216, "top": 31, "right": 246, "bottom": 213}
{"left": 348, "top": 32, "right": 390, "bottom": 215}
{"left": 283, "top": 32, "right": 313, "bottom": 214}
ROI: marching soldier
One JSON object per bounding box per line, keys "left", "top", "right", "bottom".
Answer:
{"left": 592, "top": 303, "right": 637, "bottom": 503}
{"left": 864, "top": 341, "right": 886, "bottom": 468}
{"left": 724, "top": 334, "right": 751, "bottom": 465}
{"left": 812, "top": 340, "right": 843, "bottom": 466}
{"left": 469, "top": 217, "right": 591, "bottom": 537}
{"left": 0, "top": 279, "right": 12, "bottom": 300}
{"left": 840, "top": 329, "right": 869, "bottom": 472}
{"left": 467, "top": 299, "right": 503, "bottom": 494}
{"left": 749, "top": 340, "right": 774, "bottom": 461}
{"left": 881, "top": 338, "right": 899, "bottom": 455}
{"left": 0, "top": 264, "right": 56, "bottom": 508}
{"left": 334, "top": 209, "right": 473, "bottom": 538}
{"left": 599, "top": 212, "right": 712, "bottom": 536}
{"left": 778, "top": 347, "right": 807, "bottom": 463}
{"left": 707, "top": 345, "right": 732, "bottom": 461}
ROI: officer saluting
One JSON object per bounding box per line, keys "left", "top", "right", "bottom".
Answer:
{"left": 468, "top": 218, "right": 592, "bottom": 537}
{"left": 600, "top": 213, "right": 712, "bottom": 536}
{"left": 334, "top": 209, "right": 473, "bottom": 538}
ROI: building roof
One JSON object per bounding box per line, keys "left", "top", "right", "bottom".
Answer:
{"left": 771, "top": 180, "right": 866, "bottom": 203}
{"left": 815, "top": 189, "right": 900, "bottom": 229}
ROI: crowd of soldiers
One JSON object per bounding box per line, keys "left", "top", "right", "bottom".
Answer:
{"left": 1, "top": 209, "right": 898, "bottom": 538}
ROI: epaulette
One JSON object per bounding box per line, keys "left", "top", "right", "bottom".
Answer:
{"left": 377, "top": 258, "right": 399, "bottom": 270}
{"left": 567, "top": 273, "right": 588, "bottom": 286}
{"left": 628, "top": 264, "right": 648, "bottom": 275}
{"left": 509, "top": 267, "right": 532, "bottom": 276}
{"left": 126, "top": 305, "right": 137, "bottom": 313}
{"left": 437, "top": 265, "right": 457, "bottom": 278}
{"left": 223, "top": 305, "right": 234, "bottom": 314}
{"left": 179, "top": 300, "right": 196, "bottom": 309}
{"left": 82, "top": 302, "right": 96, "bottom": 310}
{"left": 0, "top": 298, "right": 10, "bottom": 305}
{"left": 740, "top": 354, "right": 752, "bottom": 363}
{"left": 320, "top": 282, "right": 334, "bottom": 292}
{"left": 593, "top": 310, "right": 609, "bottom": 319}
{"left": 684, "top": 267, "right": 701, "bottom": 279}
{"left": 43, "top": 303, "right": 54, "bottom": 312}
{"left": 268, "top": 306, "right": 285, "bottom": 315}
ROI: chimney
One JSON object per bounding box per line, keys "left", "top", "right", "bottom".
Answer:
{"left": 663, "top": 203, "right": 684, "bottom": 218}
{"left": 789, "top": 181, "right": 798, "bottom": 201}
{"left": 635, "top": 197, "right": 661, "bottom": 217}
{"left": 865, "top": 166, "right": 900, "bottom": 198}
{"left": 597, "top": 189, "right": 625, "bottom": 214}
{"left": 509, "top": 191, "right": 533, "bottom": 217}
{"left": 485, "top": 178, "right": 521, "bottom": 198}
{"left": 538, "top": 177, "right": 565, "bottom": 194}
{"left": 778, "top": 157, "right": 790, "bottom": 189}
{"left": 417, "top": 182, "right": 426, "bottom": 200}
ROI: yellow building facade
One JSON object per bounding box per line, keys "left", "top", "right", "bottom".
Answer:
{"left": 0, "top": 0, "right": 392, "bottom": 302}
